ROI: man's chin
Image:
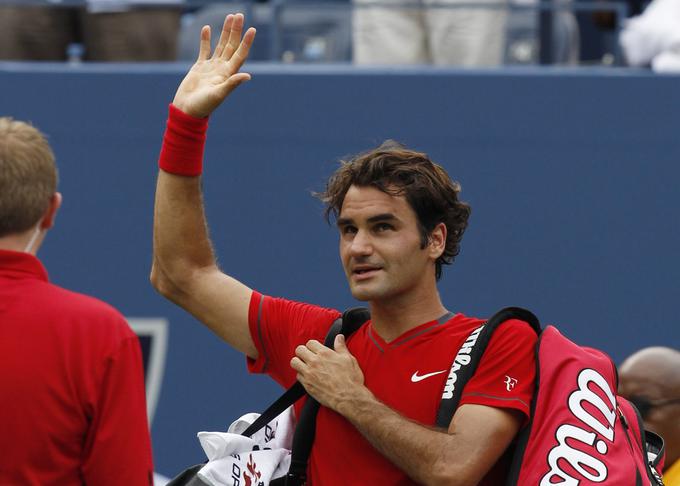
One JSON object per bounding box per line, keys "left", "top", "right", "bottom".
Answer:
{"left": 350, "top": 292, "right": 371, "bottom": 302}
{"left": 349, "top": 284, "right": 383, "bottom": 302}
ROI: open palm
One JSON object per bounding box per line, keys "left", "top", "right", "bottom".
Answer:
{"left": 173, "top": 13, "right": 256, "bottom": 118}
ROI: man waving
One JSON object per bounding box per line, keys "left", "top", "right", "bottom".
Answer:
{"left": 152, "top": 14, "right": 536, "bottom": 485}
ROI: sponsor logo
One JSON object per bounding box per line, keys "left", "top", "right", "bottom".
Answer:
{"left": 243, "top": 454, "right": 264, "bottom": 486}
{"left": 264, "top": 423, "right": 276, "bottom": 443}
{"left": 540, "top": 368, "right": 617, "bottom": 485}
{"left": 411, "top": 370, "right": 447, "bottom": 383}
{"left": 230, "top": 460, "right": 241, "bottom": 486}
{"left": 504, "top": 375, "right": 518, "bottom": 391}
{"left": 441, "top": 325, "right": 485, "bottom": 399}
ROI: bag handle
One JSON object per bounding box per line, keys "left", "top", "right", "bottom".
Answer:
{"left": 168, "top": 309, "right": 370, "bottom": 486}
{"left": 283, "top": 307, "right": 370, "bottom": 486}
{"left": 435, "top": 307, "right": 541, "bottom": 428}
{"left": 243, "top": 307, "right": 369, "bottom": 486}
{"left": 241, "top": 315, "right": 345, "bottom": 438}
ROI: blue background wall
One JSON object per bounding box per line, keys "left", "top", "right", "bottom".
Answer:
{"left": 2, "top": 63, "right": 679, "bottom": 477}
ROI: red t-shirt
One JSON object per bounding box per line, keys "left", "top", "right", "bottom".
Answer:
{"left": 247, "top": 291, "right": 536, "bottom": 485}
{"left": 0, "top": 250, "right": 153, "bottom": 486}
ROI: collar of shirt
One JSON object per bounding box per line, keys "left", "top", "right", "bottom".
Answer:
{"left": 0, "top": 249, "right": 49, "bottom": 282}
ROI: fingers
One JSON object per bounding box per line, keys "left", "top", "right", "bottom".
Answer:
{"left": 204, "top": 13, "right": 253, "bottom": 63}
{"left": 290, "top": 339, "right": 327, "bottom": 371}
{"left": 295, "top": 343, "right": 315, "bottom": 362}
{"left": 334, "top": 334, "right": 348, "bottom": 352}
{"left": 212, "top": 14, "right": 234, "bottom": 59}
{"left": 197, "top": 25, "right": 211, "bottom": 61}
{"left": 214, "top": 72, "right": 251, "bottom": 101}
{"left": 228, "top": 27, "right": 256, "bottom": 70}
{"left": 228, "top": 72, "right": 252, "bottom": 86}
{"left": 290, "top": 356, "right": 305, "bottom": 373}
{"left": 222, "top": 12, "right": 245, "bottom": 60}
{"left": 305, "top": 339, "right": 326, "bottom": 353}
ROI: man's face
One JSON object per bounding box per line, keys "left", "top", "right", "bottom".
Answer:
{"left": 336, "top": 185, "right": 440, "bottom": 303}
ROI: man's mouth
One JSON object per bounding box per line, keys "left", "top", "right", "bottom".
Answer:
{"left": 352, "top": 266, "right": 382, "bottom": 280}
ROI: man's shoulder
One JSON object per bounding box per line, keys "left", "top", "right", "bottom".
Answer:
{"left": 260, "top": 293, "right": 342, "bottom": 326}
{"left": 36, "top": 281, "right": 132, "bottom": 334}
{"left": 448, "top": 313, "right": 537, "bottom": 338}
{"left": 42, "top": 281, "right": 120, "bottom": 313}
{"left": 448, "top": 312, "right": 485, "bottom": 327}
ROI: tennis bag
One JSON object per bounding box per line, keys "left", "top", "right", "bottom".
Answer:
{"left": 437, "top": 307, "right": 666, "bottom": 486}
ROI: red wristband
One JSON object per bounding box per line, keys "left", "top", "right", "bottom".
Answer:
{"left": 158, "top": 104, "right": 209, "bottom": 176}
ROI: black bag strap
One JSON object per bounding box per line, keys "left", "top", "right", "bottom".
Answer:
{"left": 628, "top": 397, "right": 666, "bottom": 485}
{"left": 165, "top": 464, "right": 209, "bottom": 486}
{"left": 169, "top": 320, "right": 347, "bottom": 486}
{"left": 241, "top": 382, "right": 307, "bottom": 438}
{"left": 241, "top": 315, "right": 344, "bottom": 438}
{"left": 645, "top": 431, "right": 666, "bottom": 485}
{"left": 435, "top": 307, "right": 541, "bottom": 428}
{"left": 282, "top": 307, "right": 370, "bottom": 486}
{"left": 168, "top": 308, "right": 371, "bottom": 486}
{"left": 241, "top": 307, "right": 369, "bottom": 486}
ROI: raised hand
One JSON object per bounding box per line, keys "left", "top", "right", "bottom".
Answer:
{"left": 172, "top": 13, "right": 256, "bottom": 118}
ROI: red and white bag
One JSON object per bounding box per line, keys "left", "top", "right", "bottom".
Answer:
{"left": 437, "top": 307, "right": 666, "bottom": 485}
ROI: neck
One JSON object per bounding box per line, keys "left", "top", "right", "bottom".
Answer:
{"left": 0, "top": 227, "right": 43, "bottom": 255}
{"left": 369, "top": 284, "right": 448, "bottom": 343}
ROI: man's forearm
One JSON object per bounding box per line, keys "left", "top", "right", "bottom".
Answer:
{"left": 293, "top": 338, "right": 522, "bottom": 484}
{"left": 292, "top": 337, "right": 516, "bottom": 485}
{"left": 337, "top": 389, "right": 474, "bottom": 486}
{"left": 151, "top": 107, "right": 217, "bottom": 293}
{"left": 149, "top": 15, "right": 259, "bottom": 357}
{"left": 153, "top": 173, "right": 216, "bottom": 279}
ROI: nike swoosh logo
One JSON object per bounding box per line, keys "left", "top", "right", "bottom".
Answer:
{"left": 411, "top": 370, "right": 447, "bottom": 382}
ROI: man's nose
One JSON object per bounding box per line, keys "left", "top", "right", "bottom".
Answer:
{"left": 349, "top": 229, "right": 373, "bottom": 256}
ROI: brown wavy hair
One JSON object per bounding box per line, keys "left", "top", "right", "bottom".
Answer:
{"left": 0, "top": 117, "right": 57, "bottom": 237}
{"left": 317, "top": 140, "right": 471, "bottom": 280}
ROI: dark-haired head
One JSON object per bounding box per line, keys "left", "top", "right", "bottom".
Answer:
{"left": 316, "top": 141, "right": 471, "bottom": 280}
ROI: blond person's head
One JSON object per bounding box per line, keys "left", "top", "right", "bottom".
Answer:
{"left": 0, "top": 117, "right": 58, "bottom": 238}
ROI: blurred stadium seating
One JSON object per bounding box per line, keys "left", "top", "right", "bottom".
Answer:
{"left": 0, "top": 0, "right": 628, "bottom": 64}
{"left": 177, "top": 2, "right": 351, "bottom": 62}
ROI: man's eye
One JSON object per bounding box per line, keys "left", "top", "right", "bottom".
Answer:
{"left": 342, "top": 226, "right": 357, "bottom": 235}
{"left": 375, "top": 223, "right": 394, "bottom": 232}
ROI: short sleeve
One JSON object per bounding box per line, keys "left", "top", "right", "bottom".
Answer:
{"left": 459, "top": 319, "right": 537, "bottom": 423}
{"left": 247, "top": 291, "right": 341, "bottom": 388}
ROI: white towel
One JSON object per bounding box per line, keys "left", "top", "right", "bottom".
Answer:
{"left": 196, "top": 407, "right": 296, "bottom": 486}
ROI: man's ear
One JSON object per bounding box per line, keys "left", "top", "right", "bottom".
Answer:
{"left": 40, "top": 192, "right": 62, "bottom": 230}
{"left": 428, "top": 222, "right": 447, "bottom": 260}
